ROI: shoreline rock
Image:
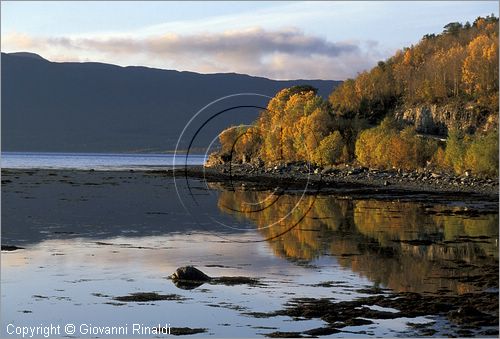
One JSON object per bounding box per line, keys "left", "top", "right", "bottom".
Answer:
{"left": 180, "top": 163, "right": 499, "bottom": 200}
{"left": 170, "top": 266, "right": 212, "bottom": 282}
{"left": 3, "top": 167, "right": 498, "bottom": 201}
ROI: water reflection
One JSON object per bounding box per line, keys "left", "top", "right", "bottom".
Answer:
{"left": 215, "top": 186, "right": 499, "bottom": 294}
{"left": 2, "top": 171, "right": 498, "bottom": 337}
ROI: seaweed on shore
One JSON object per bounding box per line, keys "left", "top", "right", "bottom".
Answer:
{"left": 246, "top": 291, "right": 499, "bottom": 337}
{"left": 113, "top": 292, "right": 189, "bottom": 302}
{"left": 168, "top": 327, "right": 208, "bottom": 336}
{"left": 1, "top": 245, "right": 24, "bottom": 251}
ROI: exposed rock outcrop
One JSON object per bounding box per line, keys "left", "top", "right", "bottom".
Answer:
{"left": 394, "top": 103, "right": 497, "bottom": 136}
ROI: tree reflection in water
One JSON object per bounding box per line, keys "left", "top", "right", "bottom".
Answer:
{"left": 215, "top": 184, "right": 498, "bottom": 295}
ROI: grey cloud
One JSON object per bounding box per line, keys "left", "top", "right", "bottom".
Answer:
{"left": 4, "top": 28, "right": 381, "bottom": 79}
{"left": 69, "top": 28, "right": 359, "bottom": 58}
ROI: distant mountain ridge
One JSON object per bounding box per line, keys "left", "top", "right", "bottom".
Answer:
{"left": 7, "top": 52, "right": 49, "bottom": 61}
{"left": 1, "top": 52, "right": 341, "bottom": 153}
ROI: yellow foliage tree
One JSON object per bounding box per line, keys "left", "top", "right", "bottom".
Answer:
{"left": 355, "top": 118, "right": 437, "bottom": 170}
{"left": 312, "top": 131, "right": 345, "bottom": 166}
{"left": 463, "top": 130, "right": 499, "bottom": 176}
{"left": 462, "top": 34, "right": 499, "bottom": 102}
{"left": 255, "top": 86, "right": 331, "bottom": 164}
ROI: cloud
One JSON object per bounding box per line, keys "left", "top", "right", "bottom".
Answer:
{"left": 3, "top": 27, "right": 383, "bottom": 80}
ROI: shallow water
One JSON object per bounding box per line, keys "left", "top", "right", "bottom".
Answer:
{"left": 1, "top": 170, "right": 498, "bottom": 337}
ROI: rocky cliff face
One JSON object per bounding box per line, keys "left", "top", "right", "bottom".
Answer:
{"left": 394, "top": 103, "right": 498, "bottom": 136}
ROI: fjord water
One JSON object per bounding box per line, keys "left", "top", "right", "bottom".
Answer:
{"left": 1, "top": 169, "right": 498, "bottom": 337}
{"left": 1, "top": 152, "right": 206, "bottom": 170}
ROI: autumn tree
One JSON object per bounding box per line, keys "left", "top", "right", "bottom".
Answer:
{"left": 464, "top": 130, "right": 499, "bottom": 176}
{"left": 355, "top": 117, "right": 437, "bottom": 170}
{"left": 213, "top": 16, "right": 498, "bottom": 177}
{"left": 312, "top": 131, "right": 345, "bottom": 166}
{"left": 437, "top": 128, "right": 498, "bottom": 176}
{"left": 462, "top": 34, "right": 499, "bottom": 107}
{"left": 329, "top": 15, "right": 499, "bottom": 118}
{"left": 255, "top": 86, "right": 333, "bottom": 164}
{"left": 218, "top": 125, "right": 261, "bottom": 163}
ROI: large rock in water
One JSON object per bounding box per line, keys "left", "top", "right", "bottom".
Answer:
{"left": 171, "top": 266, "right": 211, "bottom": 282}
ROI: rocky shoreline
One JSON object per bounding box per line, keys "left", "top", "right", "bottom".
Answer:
{"left": 165, "top": 163, "right": 499, "bottom": 201}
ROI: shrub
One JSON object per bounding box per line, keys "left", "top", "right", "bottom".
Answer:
{"left": 219, "top": 125, "right": 261, "bottom": 163}
{"left": 312, "top": 131, "right": 345, "bottom": 166}
{"left": 355, "top": 118, "right": 396, "bottom": 168}
{"left": 355, "top": 117, "right": 437, "bottom": 170}
{"left": 331, "top": 116, "right": 370, "bottom": 162}
{"left": 432, "top": 128, "right": 498, "bottom": 177}
{"left": 432, "top": 146, "right": 449, "bottom": 170}
{"left": 442, "top": 129, "right": 469, "bottom": 173}
{"left": 355, "top": 127, "right": 383, "bottom": 167}
{"left": 464, "top": 130, "right": 498, "bottom": 177}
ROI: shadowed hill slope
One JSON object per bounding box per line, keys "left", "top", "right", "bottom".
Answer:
{"left": 1, "top": 52, "right": 340, "bottom": 152}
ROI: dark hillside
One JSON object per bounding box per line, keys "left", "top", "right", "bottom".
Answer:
{"left": 1, "top": 52, "right": 340, "bottom": 152}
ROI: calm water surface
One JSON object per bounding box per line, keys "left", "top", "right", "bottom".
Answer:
{"left": 1, "top": 152, "right": 205, "bottom": 170}
{"left": 1, "top": 167, "right": 498, "bottom": 337}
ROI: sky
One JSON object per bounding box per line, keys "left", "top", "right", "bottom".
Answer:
{"left": 1, "top": 1, "right": 498, "bottom": 80}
